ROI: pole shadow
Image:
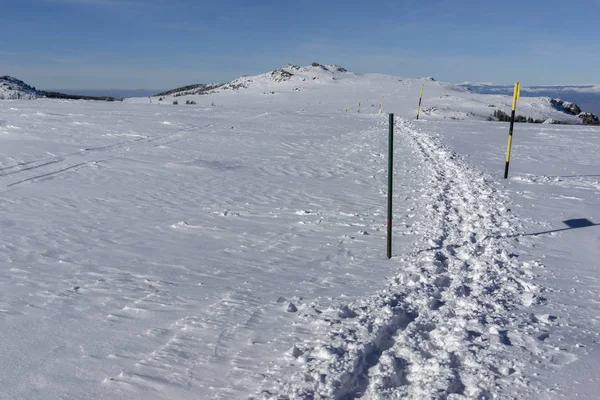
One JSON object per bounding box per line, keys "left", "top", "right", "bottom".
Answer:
{"left": 552, "top": 175, "right": 600, "bottom": 179}
{"left": 514, "top": 218, "right": 599, "bottom": 238}
{"left": 416, "top": 218, "right": 598, "bottom": 255}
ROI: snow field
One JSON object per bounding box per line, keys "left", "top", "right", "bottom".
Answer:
{"left": 0, "top": 100, "right": 422, "bottom": 399}
{"left": 1, "top": 65, "right": 598, "bottom": 399}
{"left": 259, "top": 119, "right": 556, "bottom": 399}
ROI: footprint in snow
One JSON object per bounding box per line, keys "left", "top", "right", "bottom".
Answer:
{"left": 295, "top": 210, "right": 313, "bottom": 215}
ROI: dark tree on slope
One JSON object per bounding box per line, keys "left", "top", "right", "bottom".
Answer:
{"left": 493, "top": 109, "right": 543, "bottom": 124}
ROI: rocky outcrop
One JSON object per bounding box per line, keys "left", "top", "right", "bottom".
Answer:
{"left": 270, "top": 69, "right": 294, "bottom": 82}
{"left": 0, "top": 76, "right": 40, "bottom": 100}
{"left": 550, "top": 98, "right": 600, "bottom": 125}
{"left": 578, "top": 112, "right": 600, "bottom": 125}
{"left": 310, "top": 62, "right": 329, "bottom": 71}
{"left": 550, "top": 98, "right": 582, "bottom": 115}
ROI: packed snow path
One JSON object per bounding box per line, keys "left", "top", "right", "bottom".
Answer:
{"left": 260, "top": 120, "right": 554, "bottom": 399}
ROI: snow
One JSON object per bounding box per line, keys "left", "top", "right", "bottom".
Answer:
{"left": 419, "top": 120, "right": 600, "bottom": 398}
{"left": 1, "top": 65, "right": 599, "bottom": 399}
{"left": 128, "top": 64, "right": 585, "bottom": 125}
{"left": 259, "top": 120, "right": 589, "bottom": 399}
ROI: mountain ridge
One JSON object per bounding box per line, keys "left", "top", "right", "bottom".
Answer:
{"left": 3, "top": 65, "right": 599, "bottom": 125}
{"left": 144, "top": 63, "right": 599, "bottom": 125}
{"left": 0, "top": 76, "right": 122, "bottom": 101}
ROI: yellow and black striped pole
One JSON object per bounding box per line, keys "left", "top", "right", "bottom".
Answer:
{"left": 504, "top": 81, "right": 521, "bottom": 179}
{"left": 416, "top": 87, "right": 424, "bottom": 120}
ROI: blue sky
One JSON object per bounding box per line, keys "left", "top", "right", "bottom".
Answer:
{"left": 1, "top": 0, "right": 599, "bottom": 89}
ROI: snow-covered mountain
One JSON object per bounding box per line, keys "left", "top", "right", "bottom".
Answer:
{"left": 219, "top": 62, "right": 356, "bottom": 90}
{"left": 142, "top": 63, "right": 599, "bottom": 125}
{"left": 0, "top": 76, "right": 40, "bottom": 100}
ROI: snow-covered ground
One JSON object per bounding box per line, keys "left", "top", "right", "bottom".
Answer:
{"left": 420, "top": 120, "right": 600, "bottom": 399}
{"left": 1, "top": 67, "right": 599, "bottom": 399}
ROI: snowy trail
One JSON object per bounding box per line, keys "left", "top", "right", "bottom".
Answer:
{"left": 419, "top": 120, "right": 600, "bottom": 398}
{"left": 263, "top": 119, "right": 549, "bottom": 399}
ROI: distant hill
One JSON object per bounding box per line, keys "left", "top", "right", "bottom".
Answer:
{"left": 154, "top": 83, "right": 225, "bottom": 98}
{"left": 140, "top": 62, "right": 599, "bottom": 125}
{"left": 1, "top": 76, "right": 122, "bottom": 101}
{"left": 41, "top": 91, "right": 122, "bottom": 102}
{"left": 50, "top": 89, "right": 161, "bottom": 98}
{"left": 0, "top": 76, "right": 41, "bottom": 99}
{"left": 151, "top": 63, "right": 352, "bottom": 98}
{"left": 213, "top": 62, "right": 356, "bottom": 92}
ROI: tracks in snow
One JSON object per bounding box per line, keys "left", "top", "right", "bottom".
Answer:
{"left": 260, "top": 119, "right": 544, "bottom": 399}
{"left": 0, "top": 123, "right": 213, "bottom": 189}
{"left": 108, "top": 290, "right": 264, "bottom": 398}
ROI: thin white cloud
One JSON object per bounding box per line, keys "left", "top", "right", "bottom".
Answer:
{"left": 39, "top": 0, "right": 137, "bottom": 7}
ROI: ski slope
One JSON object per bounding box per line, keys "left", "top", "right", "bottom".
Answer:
{"left": 0, "top": 67, "right": 599, "bottom": 399}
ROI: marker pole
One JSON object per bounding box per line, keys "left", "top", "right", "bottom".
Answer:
{"left": 504, "top": 81, "right": 521, "bottom": 179}
{"left": 387, "top": 113, "right": 394, "bottom": 259}
{"left": 416, "top": 87, "right": 424, "bottom": 120}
